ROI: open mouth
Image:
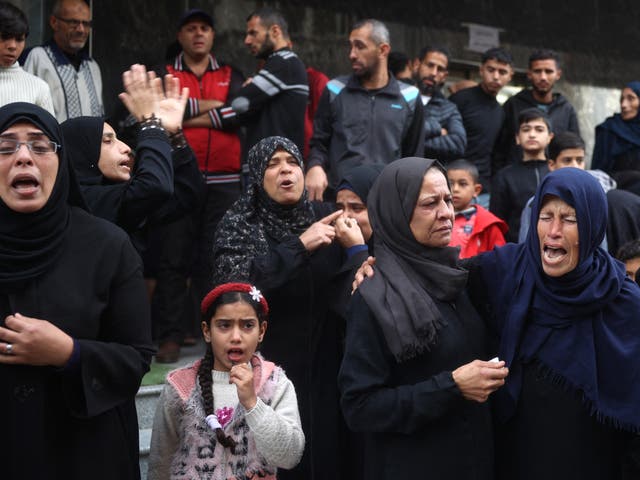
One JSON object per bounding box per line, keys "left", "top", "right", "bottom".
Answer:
{"left": 119, "top": 158, "right": 132, "bottom": 172}
{"left": 543, "top": 245, "right": 567, "bottom": 263}
{"left": 227, "top": 348, "right": 244, "bottom": 363}
{"left": 280, "top": 179, "right": 294, "bottom": 188}
{"left": 11, "top": 174, "right": 40, "bottom": 193}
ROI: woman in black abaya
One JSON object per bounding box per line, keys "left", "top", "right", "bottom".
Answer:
{"left": 60, "top": 65, "right": 203, "bottom": 241}
{"left": 0, "top": 102, "right": 154, "bottom": 480}
{"left": 339, "top": 158, "right": 508, "bottom": 479}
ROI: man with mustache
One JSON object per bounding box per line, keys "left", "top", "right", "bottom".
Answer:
{"left": 23, "top": 0, "right": 102, "bottom": 122}
{"left": 493, "top": 49, "right": 580, "bottom": 170}
{"left": 450, "top": 47, "right": 513, "bottom": 208}
{"left": 306, "top": 19, "right": 424, "bottom": 201}
{"left": 418, "top": 45, "right": 467, "bottom": 163}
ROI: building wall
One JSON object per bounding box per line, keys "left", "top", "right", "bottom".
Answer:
{"left": 20, "top": 0, "right": 637, "bottom": 162}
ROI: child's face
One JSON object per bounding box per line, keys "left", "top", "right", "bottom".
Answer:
{"left": 625, "top": 257, "right": 640, "bottom": 282}
{"left": 202, "top": 301, "right": 267, "bottom": 372}
{"left": 516, "top": 119, "right": 553, "bottom": 156}
{"left": 548, "top": 148, "right": 585, "bottom": 171}
{"left": 0, "top": 34, "right": 26, "bottom": 68}
{"left": 447, "top": 169, "right": 481, "bottom": 212}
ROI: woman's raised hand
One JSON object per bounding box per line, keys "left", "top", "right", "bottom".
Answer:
{"left": 156, "top": 74, "right": 189, "bottom": 134}
{"left": 118, "top": 64, "right": 162, "bottom": 121}
{"left": 452, "top": 359, "right": 509, "bottom": 403}
{"left": 299, "top": 210, "right": 343, "bottom": 251}
{"left": 118, "top": 65, "right": 189, "bottom": 134}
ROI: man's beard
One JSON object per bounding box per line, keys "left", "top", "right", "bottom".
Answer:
{"left": 353, "top": 58, "right": 378, "bottom": 82}
{"left": 419, "top": 76, "right": 441, "bottom": 96}
{"left": 532, "top": 83, "right": 552, "bottom": 96}
{"left": 255, "top": 34, "right": 275, "bottom": 60}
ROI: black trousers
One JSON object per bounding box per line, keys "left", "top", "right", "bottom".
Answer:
{"left": 153, "top": 182, "right": 241, "bottom": 342}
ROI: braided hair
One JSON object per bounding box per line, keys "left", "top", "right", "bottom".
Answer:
{"left": 198, "top": 283, "right": 269, "bottom": 453}
{"left": 197, "top": 347, "right": 237, "bottom": 452}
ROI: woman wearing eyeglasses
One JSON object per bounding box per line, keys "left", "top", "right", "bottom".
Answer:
{"left": 0, "top": 102, "right": 154, "bottom": 479}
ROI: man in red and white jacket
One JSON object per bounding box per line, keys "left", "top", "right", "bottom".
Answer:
{"left": 153, "top": 8, "right": 245, "bottom": 363}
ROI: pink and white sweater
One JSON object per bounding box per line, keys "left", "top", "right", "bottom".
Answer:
{"left": 147, "top": 354, "right": 304, "bottom": 480}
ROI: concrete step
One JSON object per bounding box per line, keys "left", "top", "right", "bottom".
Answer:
{"left": 139, "top": 428, "right": 152, "bottom": 480}
{"left": 137, "top": 385, "right": 164, "bottom": 430}
{"left": 137, "top": 386, "right": 163, "bottom": 480}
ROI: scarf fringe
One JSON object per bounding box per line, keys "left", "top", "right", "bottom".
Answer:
{"left": 394, "top": 316, "right": 445, "bottom": 363}
{"left": 533, "top": 360, "right": 640, "bottom": 434}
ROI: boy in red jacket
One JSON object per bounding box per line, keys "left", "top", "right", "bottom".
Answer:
{"left": 448, "top": 159, "right": 508, "bottom": 258}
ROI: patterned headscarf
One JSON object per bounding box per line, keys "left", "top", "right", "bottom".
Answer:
{"left": 212, "top": 136, "right": 314, "bottom": 284}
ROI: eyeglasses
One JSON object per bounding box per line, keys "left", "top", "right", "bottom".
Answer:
{"left": 54, "top": 16, "right": 93, "bottom": 29}
{"left": 0, "top": 139, "right": 60, "bottom": 155}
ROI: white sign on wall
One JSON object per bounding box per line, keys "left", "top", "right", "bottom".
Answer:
{"left": 463, "top": 23, "right": 503, "bottom": 53}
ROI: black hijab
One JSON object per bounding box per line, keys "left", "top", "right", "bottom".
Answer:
{"left": 213, "top": 136, "right": 315, "bottom": 283}
{"left": 336, "top": 163, "right": 385, "bottom": 206}
{"left": 61, "top": 116, "right": 126, "bottom": 224}
{"left": 359, "top": 157, "right": 468, "bottom": 362}
{"left": 0, "top": 102, "right": 85, "bottom": 292}
{"left": 592, "top": 81, "right": 640, "bottom": 172}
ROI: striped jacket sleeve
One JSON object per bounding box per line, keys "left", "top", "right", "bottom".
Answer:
{"left": 208, "top": 51, "right": 308, "bottom": 130}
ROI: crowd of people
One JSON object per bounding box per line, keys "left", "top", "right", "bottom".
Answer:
{"left": 1, "top": 1, "right": 640, "bottom": 479}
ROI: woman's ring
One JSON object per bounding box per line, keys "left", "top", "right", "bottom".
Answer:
{"left": 5, "top": 343, "right": 13, "bottom": 355}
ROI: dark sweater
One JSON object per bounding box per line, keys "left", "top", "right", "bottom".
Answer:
{"left": 493, "top": 89, "right": 580, "bottom": 171}
{"left": 490, "top": 159, "right": 549, "bottom": 243}
{"left": 210, "top": 48, "right": 308, "bottom": 155}
{"left": 450, "top": 85, "right": 504, "bottom": 191}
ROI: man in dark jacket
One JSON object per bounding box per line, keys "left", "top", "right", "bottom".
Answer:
{"left": 203, "top": 7, "right": 308, "bottom": 155}
{"left": 306, "top": 18, "right": 424, "bottom": 201}
{"left": 450, "top": 47, "right": 513, "bottom": 206}
{"left": 417, "top": 45, "right": 467, "bottom": 162}
{"left": 493, "top": 49, "right": 580, "bottom": 170}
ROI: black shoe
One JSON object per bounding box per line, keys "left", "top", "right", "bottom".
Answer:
{"left": 156, "top": 341, "right": 180, "bottom": 363}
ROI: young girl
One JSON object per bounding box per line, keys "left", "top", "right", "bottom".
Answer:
{"left": 147, "top": 282, "right": 305, "bottom": 480}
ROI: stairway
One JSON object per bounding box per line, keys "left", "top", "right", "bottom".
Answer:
{"left": 137, "top": 384, "right": 164, "bottom": 480}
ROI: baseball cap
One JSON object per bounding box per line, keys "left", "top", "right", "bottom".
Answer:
{"left": 178, "top": 8, "right": 214, "bottom": 29}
